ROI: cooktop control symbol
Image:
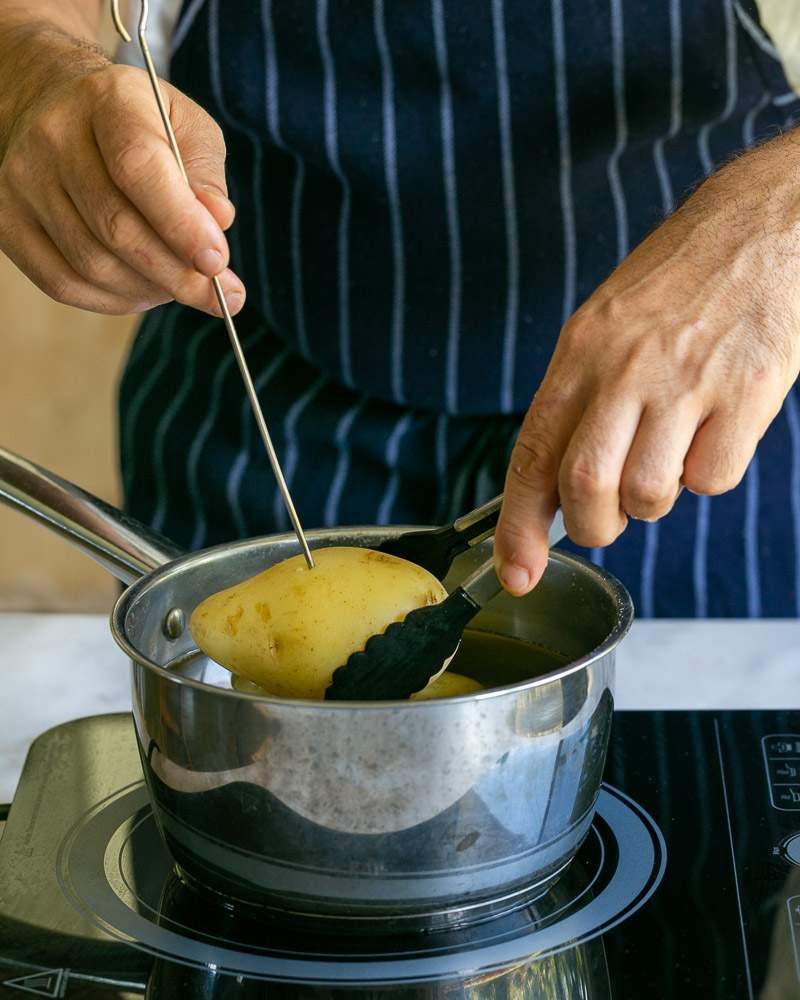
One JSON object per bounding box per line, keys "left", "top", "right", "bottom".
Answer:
{"left": 761, "top": 735, "right": 800, "bottom": 810}
{"left": 782, "top": 833, "right": 800, "bottom": 867}
{"left": 1, "top": 968, "right": 66, "bottom": 997}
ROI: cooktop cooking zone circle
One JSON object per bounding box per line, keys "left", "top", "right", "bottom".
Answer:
{"left": 54, "top": 781, "right": 666, "bottom": 986}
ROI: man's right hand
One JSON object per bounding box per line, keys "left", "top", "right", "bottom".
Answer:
{"left": 0, "top": 61, "right": 245, "bottom": 316}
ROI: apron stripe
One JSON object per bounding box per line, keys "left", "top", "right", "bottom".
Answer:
{"left": 693, "top": 495, "right": 711, "bottom": 617}
{"left": 742, "top": 89, "right": 772, "bottom": 145}
{"left": 172, "top": 0, "right": 207, "bottom": 56}
{"left": 324, "top": 398, "right": 368, "bottom": 527}
{"left": 784, "top": 389, "right": 800, "bottom": 616}
{"left": 551, "top": 0, "right": 577, "bottom": 328}
{"left": 698, "top": 0, "right": 738, "bottom": 176}
{"left": 150, "top": 319, "right": 216, "bottom": 533}
{"left": 226, "top": 348, "right": 290, "bottom": 539}
{"left": 743, "top": 455, "right": 761, "bottom": 617}
{"left": 272, "top": 374, "right": 329, "bottom": 531}
{"left": 208, "top": 1, "right": 273, "bottom": 328}
{"left": 289, "top": 162, "right": 308, "bottom": 357}
{"left": 640, "top": 523, "right": 659, "bottom": 619}
{"left": 734, "top": 1, "right": 780, "bottom": 60}
{"left": 492, "top": 0, "right": 520, "bottom": 415}
{"left": 653, "top": 0, "right": 683, "bottom": 215}
{"left": 432, "top": 0, "right": 463, "bottom": 415}
{"left": 317, "top": 0, "right": 353, "bottom": 386}
{"left": 186, "top": 330, "right": 262, "bottom": 550}
{"left": 607, "top": 0, "right": 629, "bottom": 263}
{"left": 376, "top": 411, "right": 414, "bottom": 524}
{"left": 374, "top": 0, "right": 406, "bottom": 404}
{"left": 122, "top": 306, "right": 180, "bottom": 499}
{"left": 262, "top": 0, "right": 308, "bottom": 356}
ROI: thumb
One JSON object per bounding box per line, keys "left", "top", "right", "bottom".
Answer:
{"left": 494, "top": 395, "right": 575, "bottom": 596}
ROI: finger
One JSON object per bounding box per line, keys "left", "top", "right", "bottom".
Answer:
{"left": 91, "top": 96, "right": 230, "bottom": 277}
{"left": 0, "top": 212, "right": 146, "bottom": 315}
{"left": 558, "top": 394, "right": 641, "bottom": 547}
{"left": 495, "top": 391, "right": 583, "bottom": 596}
{"left": 683, "top": 402, "right": 771, "bottom": 496}
{"left": 619, "top": 400, "right": 701, "bottom": 520}
{"left": 27, "top": 183, "right": 171, "bottom": 309}
{"left": 170, "top": 88, "right": 232, "bottom": 206}
{"left": 192, "top": 183, "right": 236, "bottom": 231}
{"left": 57, "top": 148, "right": 245, "bottom": 317}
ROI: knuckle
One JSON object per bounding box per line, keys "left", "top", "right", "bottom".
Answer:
{"left": 75, "top": 247, "right": 116, "bottom": 287}
{"left": 560, "top": 313, "right": 592, "bottom": 351}
{"left": 683, "top": 454, "right": 743, "bottom": 496}
{"left": 95, "top": 64, "right": 140, "bottom": 104}
{"left": 102, "top": 207, "right": 137, "bottom": 251}
{"left": 560, "top": 459, "right": 614, "bottom": 501}
{"left": 510, "top": 434, "right": 556, "bottom": 490}
{"left": 621, "top": 475, "right": 672, "bottom": 512}
{"left": 109, "top": 142, "right": 160, "bottom": 189}
{"left": 40, "top": 271, "right": 74, "bottom": 305}
{"left": 3, "top": 151, "right": 28, "bottom": 190}
{"left": 30, "top": 111, "right": 63, "bottom": 147}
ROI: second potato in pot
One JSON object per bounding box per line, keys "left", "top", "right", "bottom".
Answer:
{"left": 190, "top": 546, "right": 449, "bottom": 699}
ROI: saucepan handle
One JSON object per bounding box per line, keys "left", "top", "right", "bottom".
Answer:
{"left": 0, "top": 446, "right": 183, "bottom": 584}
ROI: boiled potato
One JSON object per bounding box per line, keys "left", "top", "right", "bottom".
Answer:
{"left": 190, "top": 546, "right": 449, "bottom": 699}
{"left": 410, "top": 671, "right": 484, "bottom": 700}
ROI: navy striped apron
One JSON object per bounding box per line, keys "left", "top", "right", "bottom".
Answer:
{"left": 120, "top": 0, "right": 800, "bottom": 617}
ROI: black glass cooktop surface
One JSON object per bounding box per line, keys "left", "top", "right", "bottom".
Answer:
{"left": 0, "top": 710, "right": 798, "bottom": 998}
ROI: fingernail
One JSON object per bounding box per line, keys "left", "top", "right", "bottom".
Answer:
{"left": 194, "top": 248, "right": 224, "bottom": 276}
{"left": 499, "top": 562, "right": 531, "bottom": 595}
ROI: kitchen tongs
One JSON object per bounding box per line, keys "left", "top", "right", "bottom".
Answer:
{"left": 326, "top": 509, "right": 567, "bottom": 701}
{"left": 376, "top": 494, "right": 504, "bottom": 580}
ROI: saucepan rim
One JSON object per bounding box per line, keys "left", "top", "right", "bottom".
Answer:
{"left": 111, "top": 530, "right": 633, "bottom": 710}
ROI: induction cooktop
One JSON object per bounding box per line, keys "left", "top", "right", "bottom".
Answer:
{"left": 0, "top": 710, "right": 797, "bottom": 998}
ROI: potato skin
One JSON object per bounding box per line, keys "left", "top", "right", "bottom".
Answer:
{"left": 190, "top": 546, "right": 449, "bottom": 699}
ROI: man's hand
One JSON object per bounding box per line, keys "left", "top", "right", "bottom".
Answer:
{"left": 494, "top": 132, "right": 800, "bottom": 595}
{"left": 0, "top": 52, "right": 244, "bottom": 316}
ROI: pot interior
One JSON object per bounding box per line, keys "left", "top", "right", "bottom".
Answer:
{"left": 113, "top": 526, "right": 631, "bottom": 699}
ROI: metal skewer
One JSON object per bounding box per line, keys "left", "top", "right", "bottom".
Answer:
{"left": 111, "top": 0, "right": 315, "bottom": 569}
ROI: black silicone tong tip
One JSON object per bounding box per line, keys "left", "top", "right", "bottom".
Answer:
{"left": 325, "top": 590, "right": 480, "bottom": 701}
{"left": 376, "top": 500, "right": 501, "bottom": 580}
{"left": 376, "top": 526, "right": 466, "bottom": 581}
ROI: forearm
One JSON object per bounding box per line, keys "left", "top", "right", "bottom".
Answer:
{"left": 0, "top": 1, "right": 108, "bottom": 157}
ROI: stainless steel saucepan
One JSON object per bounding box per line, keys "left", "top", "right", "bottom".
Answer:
{"left": 0, "top": 447, "right": 633, "bottom": 930}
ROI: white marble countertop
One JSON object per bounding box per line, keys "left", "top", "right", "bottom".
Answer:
{"left": 1, "top": 613, "right": 798, "bottom": 803}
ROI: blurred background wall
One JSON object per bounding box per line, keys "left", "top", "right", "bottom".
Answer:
{"left": 0, "top": 7, "right": 139, "bottom": 612}
{"left": 0, "top": 255, "right": 137, "bottom": 611}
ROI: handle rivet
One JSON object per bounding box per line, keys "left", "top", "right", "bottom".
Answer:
{"left": 162, "top": 608, "right": 185, "bottom": 640}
